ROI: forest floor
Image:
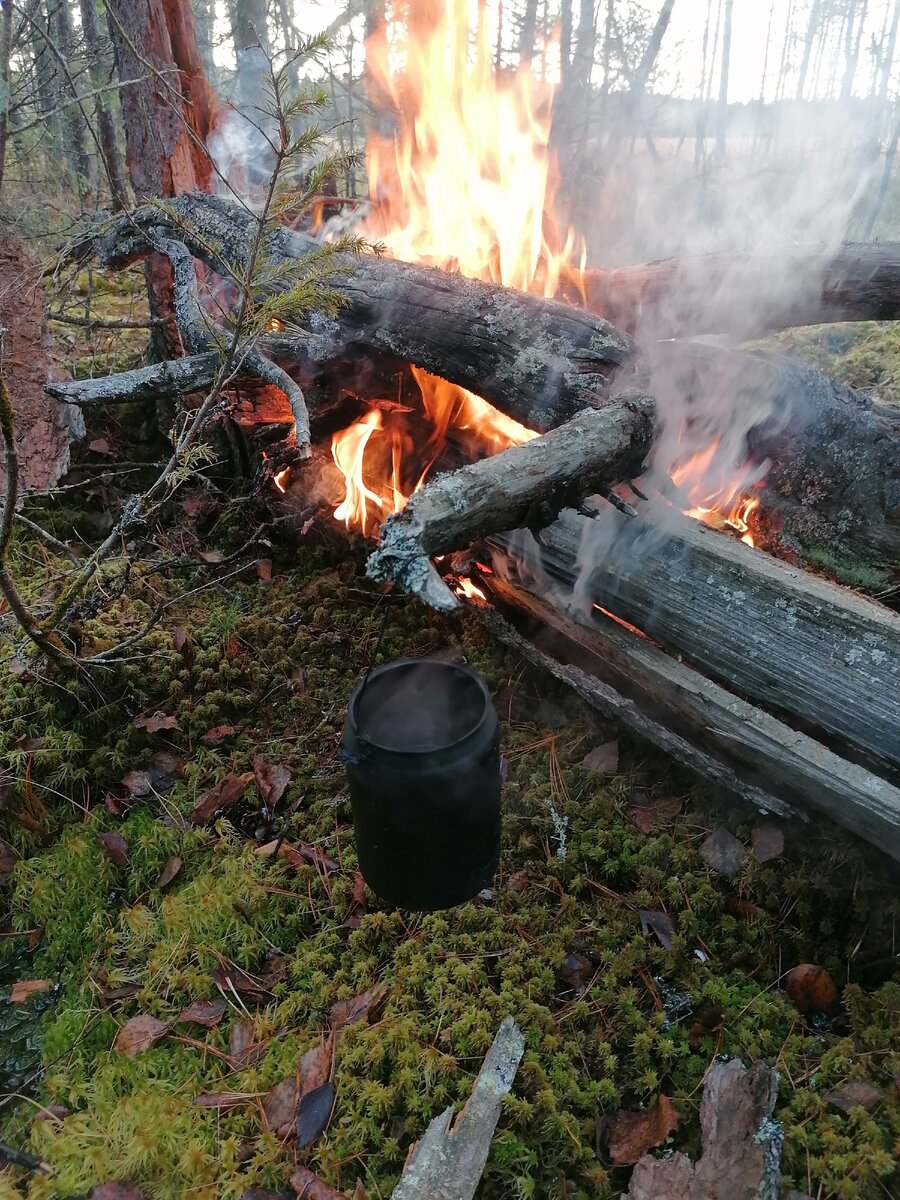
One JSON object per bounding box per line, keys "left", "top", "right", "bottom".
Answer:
{"left": 0, "top": 268, "right": 898, "bottom": 1200}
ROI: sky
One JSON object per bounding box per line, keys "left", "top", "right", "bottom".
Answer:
{"left": 277, "top": 1, "right": 899, "bottom": 104}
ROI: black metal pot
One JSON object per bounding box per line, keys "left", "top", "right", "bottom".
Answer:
{"left": 340, "top": 658, "right": 501, "bottom": 911}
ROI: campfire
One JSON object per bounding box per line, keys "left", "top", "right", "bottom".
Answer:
{"left": 48, "top": 4, "right": 900, "bottom": 864}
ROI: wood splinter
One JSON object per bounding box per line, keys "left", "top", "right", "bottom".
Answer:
{"left": 391, "top": 1015, "right": 525, "bottom": 1200}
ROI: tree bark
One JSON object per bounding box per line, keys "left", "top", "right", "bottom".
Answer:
{"left": 492, "top": 505, "right": 900, "bottom": 780}
{"left": 0, "top": 0, "right": 13, "bottom": 196}
{"left": 79, "top": 0, "right": 129, "bottom": 209}
{"left": 106, "top": 0, "right": 219, "bottom": 356}
{"left": 229, "top": 0, "right": 268, "bottom": 107}
{"left": 53, "top": 0, "right": 92, "bottom": 195}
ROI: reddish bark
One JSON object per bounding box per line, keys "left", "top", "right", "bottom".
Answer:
{"left": 106, "top": 0, "right": 221, "bottom": 355}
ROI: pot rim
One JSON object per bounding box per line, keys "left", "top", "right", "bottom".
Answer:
{"left": 348, "top": 657, "right": 493, "bottom": 756}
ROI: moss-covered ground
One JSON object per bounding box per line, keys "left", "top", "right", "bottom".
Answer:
{"left": 0, "top": 289, "right": 897, "bottom": 1199}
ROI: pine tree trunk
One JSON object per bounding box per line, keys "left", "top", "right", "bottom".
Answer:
{"left": 716, "top": 0, "right": 733, "bottom": 157}
{"left": 230, "top": 0, "right": 268, "bottom": 106}
{"left": 518, "top": 0, "right": 539, "bottom": 62}
{"left": 79, "top": 0, "right": 128, "bottom": 210}
{"left": 0, "top": 0, "right": 13, "bottom": 196}
{"left": 796, "top": 0, "right": 822, "bottom": 100}
{"left": 53, "top": 0, "right": 93, "bottom": 195}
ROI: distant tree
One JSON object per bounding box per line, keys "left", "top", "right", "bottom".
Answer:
{"left": 716, "top": 0, "right": 732, "bottom": 156}
{"left": 796, "top": 0, "right": 823, "bottom": 100}
{"left": 0, "top": 0, "right": 12, "bottom": 195}
{"left": 560, "top": 0, "right": 573, "bottom": 86}
{"left": 518, "top": 0, "right": 540, "bottom": 61}
{"left": 79, "top": 0, "right": 128, "bottom": 209}
{"left": 841, "top": 0, "right": 869, "bottom": 100}
{"left": 879, "top": 0, "right": 900, "bottom": 101}
{"left": 193, "top": 0, "right": 218, "bottom": 81}
{"left": 230, "top": 0, "right": 269, "bottom": 105}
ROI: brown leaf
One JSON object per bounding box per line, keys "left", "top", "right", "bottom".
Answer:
{"left": 100, "top": 982, "right": 141, "bottom": 1003}
{"left": 262, "top": 1075, "right": 298, "bottom": 1135}
{"left": 785, "top": 964, "right": 839, "bottom": 1014}
{"left": 295, "top": 1080, "right": 335, "bottom": 1149}
{"left": 351, "top": 872, "right": 367, "bottom": 908}
{"left": 256, "top": 839, "right": 339, "bottom": 874}
{"left": 298, "top": 1035, "right": 333, "bottom": 1099}
{"left": 201, "top": 724, "right": 239, "bottom": 746}
{"left": 90, "top": 1185, "right": 145, "bottom": 1200}
{"left": 560, "top": 951, "right": 594, "bottom": 996}
{"left": 192, "top": 1092, "right": 256, "bottom": 1112}
{"left": 98, "top": 831, "right": 129, "bottom": 868}
{"left": 173, "top": 628, "right": 189, "bottom": 652}
{"left": 627, "top": 793, "right": 683, "bottom": 834}
{"left": 241, "top": 1190, "right": 293, "bottom": 1200}
{"left": 290, "top": 1167, "right": 343, "bottom": 1200}
{"left": 700, "top": 826, "right": 748, "bottom": 877}
{"left": 608, "top": 1094, "right": 679, "bottom": 1166}
{"left": 255, "top": 557, "right": 273, "bottom": 582}
{"left": 88, "top": 437, "right": 112, "bottom": 455}
{"left": 253, "top": 756, "right": 291, "bottom": 811}
{"left": 134, "top": 712, "right": 179, "bottom": 734}
{"left": 580, "top": 740, "right": 619, "bottom": 775}
{"left": 156, "top": 856, "right": 183, "bottom": 889}
{"left": 113, "top": 1014, "right": 170, "bottom": 1058}
{"left": 352, "top": 1183, "right": 369, "bottom": 1200}
{"left": 122, "top": 751, "right": 184, "bottom": 799}
{"left": 0, "top": 839, "right": 16, "bottom": 886}
{"left": 688, "top": 1005, "right": 726, "bottom": 1050}
{"left": 229, "top": 1017, "right": 265, "bottom": 1067}
{"left": 639, "top": 910, "right": 675, "bottom": 952}
{"left": 191, "top": 771, "right": 255, "bottom": 825}
{"left": 33, "top": 1105, "right": 70, "bottom": 1124}
{"left": 213, "top": 955, "right": 272, "bottom": 1001}
{"left": 197, "top": 548, "right": 225, "bottom": 564}
{"left": 751, "top": 823, "right": 784, "bottom": 864}
{"left": 9, "top": 979, "right": 51, "bottom": 1003}
{"left": 507, "top": 868, "right": 531, "bottom": 894}
{"left": 329, "top": 983, "right": 390, "bottom": 1034}
{"left": 825, "top": 1081, "right": 882, "bottom": 1113}
{"left": 178, "top": 998, "right": 227, "bottom": 1028}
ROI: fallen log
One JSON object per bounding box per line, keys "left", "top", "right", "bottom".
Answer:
{"left": 489, "top": 505, "right": 900, "bottom": 780}
{"left": 580, "top": 241, "right": 900, "bottom": 339}
{"left": 366, "top": 392, "right": 656, "bottom": 610}
{"left": 79, "top": 192, "right": 632, "bottom": 434}
{"left": 481, "top": 568, "right": 900, "bottom": 859}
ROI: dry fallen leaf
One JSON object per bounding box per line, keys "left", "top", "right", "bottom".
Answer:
{"left": 825, "top": 1080, "right": 882, "bottom": 1113}
{"left": 134, "top": 712, "right": 180, "bottom": 734}
{"left": 262, "top": 1075, "right": 298, "bottom": 1135}
{"left": 191, "top": 771, "right": 255, "bottom": 824}
{"left": 751, "top": 823, "right": 785, "bottom": 864}
{"left": 298, "top": 1035, "right": 333, "bottom": 1099}
{"left": 89, "top": 1185, "right": 144, "bottom": 1200}
{"left": 688, "top": 1005, "right": 727, "bottom": 1050}
{"left": 32, "top": 1105, "right": 70, "bottom": 1124}
{"left": 196, "top": 548, "right": 225, "bottom": 564}
{"left": 626, "top": 793, "right": 683, "bottom": 834}
{"left": 156, "top": 856, "right": 183, "bottom": 889}
{"left": 98, "top": 831, "right": 129, "bottom": 868}
{"left": 329, "top": 983, "right": 390, "bottom": 1034}
{"left": 580, "top": 740, "right": 619, "bottom": 775}
{"left": 785, "top": 963, "right": 839, "bottom": 1014}
{"left": 9, "top": 979, "right": 51, "bottom": 1003}
{"left": 113, "top": 1014, "right": 169, "bottom": 1058}
{"left": 506, "top": 868, "right": 531, "bottom": 894}
{"left": 608, "top": 1094, "right": 679, "bottom": 1166}
{"left": 201, "top": 724, "right": 239, "bottom": 746}
{"left": 255, "top": 557, "right": 273, "bottom": 582}
{"left": 295, "top": 1081, "right": 335, "bottom": 1149}
{"left": 700, "top": 826, "right": 748, "bottom": 877}
{"left": 639, "top": 910, "right": 675, "bottom": 952}
{"left": 351, "top": 872, "right": 367, "bottom": 908}
{"left": 87, "top": 437, "right": 112, "bottom": 455}
{"left": 213, "top": 955, "right": 272, "bottom": 1001}
{"left": 256, "top": 839, "right": 339, "bottom": 874}
{"left": 178, "top": 998, "right": 227, "bottom": 1028}
{"left": 229, "top": 1017, "right": 266, "bottom": 1067}
{"left": 290, "top": 1167, "right": 344, "bottom": 1200}
{"left": 559, "top": 951, "right": 594, "bottom": 996}
{"left": 253, "top": 756, "right": 291, "bottom": 811}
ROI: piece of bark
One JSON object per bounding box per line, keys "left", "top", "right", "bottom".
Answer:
{"left": 580, "top": 241, "right": 900, "bottom": 339}
{"left": 506, "top": 504, "right": 900, "bottom": 782}
{"left": 481, "top": 570, "right": 900, "bottom": 857}
{"left": 367, "top": 395, "right": 654, "bottom": 610}
{"left": 390, "top": 1015, "right": 525, "bottom": 1200}
{"left": 0, "top": 231, "right": 83, "bottom": 494}
{"left": 622, "top": 1058, "right": 781, "bottom": 1200}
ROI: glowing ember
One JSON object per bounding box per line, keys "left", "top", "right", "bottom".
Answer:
{"left": 671, "top": 438, "right": 763, "bottom": 548}
{"left": 265, "top": 317, "right": 286, "bottom": 333}
{"left": 273, "top": 467, "right": 291, "bottom": 494}
{"left": 455, "top": 577, "right": 487, "bottom": 603}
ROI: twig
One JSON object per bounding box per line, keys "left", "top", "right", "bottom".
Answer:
{"left": 14, "top": 513, "right": 81, "bottom": 563}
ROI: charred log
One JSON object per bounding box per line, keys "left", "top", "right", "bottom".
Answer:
{"left": 366, "top": 392, "right": 655, "bottom": 610}
{"left": 579, "top": 241, "right": 900, "bottom": 338}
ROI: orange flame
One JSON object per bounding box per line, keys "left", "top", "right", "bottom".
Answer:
{"left": 671, "top": 439, "right": 762, "bottom": 548}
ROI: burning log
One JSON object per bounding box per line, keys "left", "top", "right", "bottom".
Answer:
{"left": 366, "top": 393, "right": 655, "bottom": 610}
{"left": 580, "top": 241, "right": 900, "bottom": 339}
{"left": 71, "top": 192, "right": 631, "bottom": 434}
{"left": 488, "top": 505, "right": 900, "bottom": 783}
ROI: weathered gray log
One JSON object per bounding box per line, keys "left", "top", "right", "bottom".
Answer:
{"left": 481, "top": 568, "right": 900, "bottom": 859}
{"left": 391, "top": 1016, "right": 525, "bottom": 1200}
{"left": 581, "top": 241, "right": 900, "bottom": 338}
{"left": 81, "top": 192, "right": 632, "bottom": 434}
{"left": 366, "top": 393, "right": 655, "bottom": 611}
{"left": 490, "top": 504, "right": 900, "bottom": 779}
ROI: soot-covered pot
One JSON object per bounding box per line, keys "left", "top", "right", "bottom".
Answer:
{"left": 340, "top": 658, "right": 501, "bottom": 911}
